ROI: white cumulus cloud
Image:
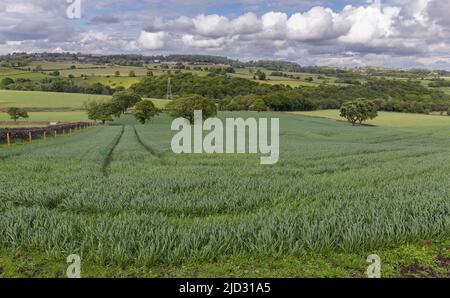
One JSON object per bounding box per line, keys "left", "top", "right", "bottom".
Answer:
{"left": 287, "top": 7, "right": 350, "bottom": 41}
{"left": 138, "top": 31, "right": 166, "bottom": 50}
{"left": 338, "top": 5, "right": 401, "bottom": 44}
{"left": 182, "top": 35, "right": 227, "bottom": 48}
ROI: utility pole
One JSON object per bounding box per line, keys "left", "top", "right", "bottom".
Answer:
{"left": 166, "top": 77, "right": 172, "bottom": 100}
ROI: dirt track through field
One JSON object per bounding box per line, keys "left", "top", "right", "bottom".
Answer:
{"left": 133, "top": 125, "right": 164, "bottom": 159}
{"left": 102, "top": 125, "right": 125, "bottom": 175}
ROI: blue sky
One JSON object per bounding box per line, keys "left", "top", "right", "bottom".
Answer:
{"left": 1, "top": 0, "right": 450, "bottom": 70}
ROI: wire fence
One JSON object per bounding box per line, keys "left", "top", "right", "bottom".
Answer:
{"left": 0, "top": 122, "right": 96, "bottom": 145}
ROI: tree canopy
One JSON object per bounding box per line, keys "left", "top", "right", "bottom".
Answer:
{"left": 111, "top": 91, "right": 142, "bottom": 117}
{"left": 132, "top": 100, "right": 160, "bottom": 124}
{"left": 83, "top": 100, "right": 114, "bottom": 124}
{"left": 166, "top": 95, "right": 217, "bottom": 122}
{"left": 340, "top": 99, "right": 378, "bottom": 126}
{"left": 7, "top": 107, "right": 29, "bottom": 122}
{"left": 83, "top": 91, "right": 142, "bottom": 124}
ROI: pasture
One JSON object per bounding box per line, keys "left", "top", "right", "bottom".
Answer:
{"left": 0, "top": 111, "right": 88, "bottom": 123}
{"left": 0, "top": 112, "right": 448, "bottom": 277}
{"left": 0, "top": 90, "right": 110, "bottom": 111}
{"left": 0, "top": 67, "right": 49, "bottom": 81}
{"left": 0, "top": 90, "right": 169, "bottom": 125}
{"left": 74, "top": 76, "right": 141, "bottom": 88}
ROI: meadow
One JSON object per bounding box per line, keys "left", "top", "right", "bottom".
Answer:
{"left": 0, "top": 90, "right": 169, "bottom": 125}
{"left": 73, "top": 76, "right": 142, "bottom": 88}
{"left": 0, "top": 67, "right": 49, "bottom": 81}
{"left": 0, "top": 112, "right": 448, "bottom": 277}
{"left": 0, "top": 112, "right": 88, "bottom": 123}
{"left": 0, "top": 90, "right": 110, "bottom": 110}
{"left": 0, "top": 90, "right": 169, "bottom": 111}
{"left": 229, "top": 69, "right": 330, "bottom": 87}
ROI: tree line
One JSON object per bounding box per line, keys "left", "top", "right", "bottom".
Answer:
{"left": 2, "top": 71, "right": 450, "bottom": 115}
{"left": 1, "top": 77, "right": 115, "bottom": 95}
{"left": 131, "top": 73, "right": 450, "bottom": 114}
{"left": 83, "top": 91, "right": 160, "bottom": 124}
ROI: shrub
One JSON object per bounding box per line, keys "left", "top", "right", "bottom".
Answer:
{"left": 1, "top": 77, "right": 14, "bottom": 86}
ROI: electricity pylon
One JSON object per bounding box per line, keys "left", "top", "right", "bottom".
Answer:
{"left": 166, "top": 77, "right": 172, "bottom": 99}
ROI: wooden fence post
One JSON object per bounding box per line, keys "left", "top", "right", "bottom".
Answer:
{"left": 44, "top": 131, "right": 47, "bottom": 140}
{"left": 28, "top": 131, "right": 32, "bottom": 143}
{"left": 6, "top": 132, "right": 11, "bottom": 146}
{"left": 54, "top": 130, "right": 57, "bottom": 138}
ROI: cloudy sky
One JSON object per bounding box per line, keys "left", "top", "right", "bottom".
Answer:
{"left": 1, "top": 0, "right": 449, "bottom": 69}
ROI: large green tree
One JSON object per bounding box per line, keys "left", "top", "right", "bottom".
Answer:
{"left": 166, "top": 95, "right": 217, "bottom": 122}
{"left": 111, "top": 91, "right": 142, "bottom": 117}
{"left": 132, "top": 100, "right": 160, "bottom": 124}
{"left": 7, "top": 107, "right": 29, "bottom": 122}
{"left": 340, "top": 99, "right": 378, "bottom": 126}
{"left": 83, "top": 100, "right": 114, "bottom": 124}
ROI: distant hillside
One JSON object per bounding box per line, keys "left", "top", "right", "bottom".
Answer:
{"left": 3, "top": 52, "right": 449, "bottom": 75}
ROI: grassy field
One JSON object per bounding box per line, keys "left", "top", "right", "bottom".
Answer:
{"left": 0, "top": 112, "right": 88, "bottom": 123}
{"left": 0, "top": 67, "right": 49, "bottom": 81}
{"left": 20, "top": 61, "right": 102, "bottom": 70}
{"left": 231, "top": 68, "right": 350, "bottom": 87}
{"left": 0, "top": 112, "right": 448, "bottom": 277}
{"left": 74, "top": 76, "right": 142, "bottom": 88}
{"left": 0, "top": 90, "right": 169, "bottom": 124}
{"left": 58, "top": 66, "right": 150, "bottom": 78}
{"left": 291, "top": 110, "right": 450, "bottom": 127}
{"left": 230, "top": 71, "right": 324, "bottom": 87}
{"left": 0, "top": 90, "right": 109, "bottom": 110}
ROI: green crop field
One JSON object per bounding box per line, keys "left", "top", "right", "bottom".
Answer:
{"left": 0, "top": 112, "right": 448, "bottom": 277}
{"left": 291, "top": 110, "right": 450, "bottom": 127}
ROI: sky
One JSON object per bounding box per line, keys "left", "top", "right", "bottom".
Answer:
{"left": 0, "top": 0, "right": 450, "bottom": 70}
